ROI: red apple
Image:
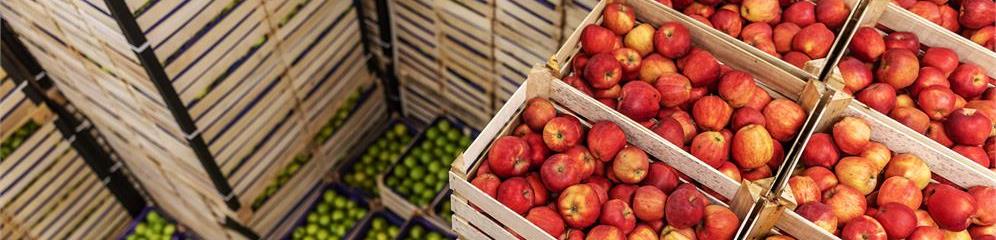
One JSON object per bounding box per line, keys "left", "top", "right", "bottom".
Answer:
{"left": 745, "top": 86, "right": 773, "bottom": 111}
{"left": 945, "top": 108, "right": 992, "bottom": 146}
{"left": 693, "top": 96, "right": 733, "bottom": 131}
{"left": 588, "top": 121, "right": 627, "bottom": 162}
{"left": 690, "top": 131, "right": 730, "bottom": 168}
{"left": 878, "top": 176, "right": 923, "bottom": 210}
{"left": 639, "top": 54, "right": 678, "bottom": 84}
{"left": 959, "top": 0, "right": 995, "bottom": 29}
{"left": 938, "top": 5, "right": 960, "bottom": 31}
{"left": 684, "top": 2, "right": 715, "bottom": 18}
{"left": 884, "top": 32, "right": 920, "bottom": 51}
{"left": 743, "top": 164, "right": 773, "bottom": 180}
{"left": 927, "top": 121, "right": 956, "bottom": 147}
{"left": 732, "top": 124, "right": 775, "bottom": 169}
{"left": 525, "top": 97, "right": 557, "bottom": 130}
{"left": 710, "top": 10, "right": 743, "bottom": 37}
{"left": 773, "top": 23, "right": 802, "bottom": 54}
{"left": 909, "top": 1, "right": 942, "bottom": 24}
{"left": 472, "top": 173, "right": 502, "bottom": 198}
{"left": 603, "top": 3, "right": 636, "bottom": 35}
{"left": 783, "top": 51, "right": 812, "bottom": 68}
{"left": 587, "top": 225, "right": 624, "bottom": 240}
{"left": 527, "top": 206, "right": 566, "bottom": 237}
{"left": 660, "top": 226, "right": 697, "bottom": 240}
{"left": 884, "top": 153, "right": 932, "bottom": 189}
{"left": 790, "top": 176, "right": 823, "bottom": 204}
{"left": 850, "top": 27, "right": 887, "bottom": 61}
{"left": 582, "top": 25, "right": 617, "bottom": 55}
{"left": 661, "top": 109, "right": 698, "bottom": 143}
{"left": 926, "top": 184, "right": 977, "bottom": 231}
{"left": 954, "top": 145, "right": 991, "bottom": 167}
{"left": 816, "top": 0, "right": 850, "bottom": 29}
{"left": 740, "top": 0, "right": 780, "bottom": 22}
{"left": 784, "top": 1, "right": 817, "bottom": 26}
{"left": 796, "top": 202, "right": 840, "bottom": 234}
{"left": 731, "top": 107, "right": 766, "bottom": 131}
{"left": 568, "top": 146, "right": 597, "bottom": 180}
{"left": 524, "top": 133, "right": 550, "bottom": 168}
{"left": 498, "top": 177, "right": 535, "bottom": 215}
{"left": 527, "top": 173, "right": 549, "bottom": 206}
{"left": 642, "top": 162, "right": 680, "bottom": 193}
{"left": 718, "top": 161, "right": 743, "bottom": 182}
{"left": 764, "top": 99, "right": 806, "bottom": 141}
{"left": 838, "top": 57, "right": 873, "bottom": 93}
{"left": 802, "top": 133, "right": 841, "bottom": 168}
{"left": 969, "top": 224, "right": 996, "bottom": 239}
{"left": 666, "top": 184, "right": 708, "bottom": 229}
{"left": 841, "top": 216, "right": 887, "bottom": 240}
{"left": 609, "top": 184, "right": 638, "bottom": 203}
{"left": 586, "top": 53, "right": 624, "bottom": 89}
{"left": 876, "top": 48, "right": 920, "bottom": 89}
{"left": 619, "top": 81, "right": 661, "bottom": 122}
{"left": 949, "top": 63, "right": 991, "bottom": 99}
{"left": 861, "top": 142, "right": 891, "bottom": 171}
{"left": 600, "top": 199, "right": 637, "bottom": 233}
{"left": 558, "top": 184, "right": 601, "bottom": 228}
{"left": 856, "top": 83, "right": 897, "bottom": 114}
{"left": 896, "top": 94, "right": 915, "bottom": 108}
{"left": 655, "top": 22, "right": 692, "bottom": 59}
{"left": 489, "top": 136, "right": 532, "bottom": 177}
{"left": 918, "top": 86, "right": 958, "bottom": 120}
{"left": 823, "top": 184, "right": 868, "bottom": 224}
{"left": 875, "top": 203, "right": 918, "bottom": 239}
{"left": 541, "top": 154, "right": 585, "bottom": 193}
{"left": 911, "top": 66, "right": 949, "bottom": 96}
{"left": 652, "top": 117, "right": 685, "bottom": 147}
{"left": 804, "top": 166, "right": 839, "bottom": 192}
{"left": 565, "top": 75, "right": 595, "bottom": 96}
{"left": 695, "top": 205, "right": 739, "bottom": 240}
{"left": 544, "top": 116, "right": 584, "bottom": 152}
{"left": 655, "top": 73, "right": 692, "bottom": 108}
{"left": 628, "top": 225, "right": 658, "bottom": 240}
{"left": 587, "top": 180, "right": 610, "bottom": 205}
{"left": 612, "top": 146, "right": 650, "bottom": 184}
{"left": 909, "top": 226, "right": 945, "bottom": 240}
{"left": 633, "top": 186, "right": 667, "bottom": 222}
{"left": 718, "top": 71, "right": 757, "bottom": 108}
{"left": 681, "top": 50, "right": 721, "bottom": 87}
{"left": 921, "top": 47, "right": 959, "bottom": 76}
{"left": 968, "top": 186, "right": 996, "bottom": 225}
{"left": 835, "top": 156, "right": 879, "bottom": 194}
{"left": 626, "top": 24, "right": 656, "bottom": 56}
{"left": 833, "top": 117, "right": 871, "bottom": 155}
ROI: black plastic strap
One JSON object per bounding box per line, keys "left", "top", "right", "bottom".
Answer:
{"left": 1, "top": 23, "right": 146, "bottom": 217}
{"left": 100, "top": 0, "right": 241, "bottom": 211}
{"left": 372, "top": 0, "right": 402, "bottom": 113}
{"left": 224, "top": 216, "right": 260, "bottom": 240}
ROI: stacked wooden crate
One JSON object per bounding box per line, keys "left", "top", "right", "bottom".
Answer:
{"left": 436, "top": 0, "right": 497, "bottom": 129}
{"left": 392, "top": 0, "right": 445, "bottom": 124}
{"left": 359, "top": 0, "right": 390, "bottom": 74}
{"left": 1, "top": 69, "right": 132, "bottom": 240}
{"left": 0, "top": 0, "right": 377, "bottom": 238}
{"left": 492, "top": 0, "right": 567, "bottom": 108}
{"left": 563, "top": 0, "right": 598, "bottom": 40}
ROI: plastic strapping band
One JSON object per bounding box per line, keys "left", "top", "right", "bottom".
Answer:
{"left": 185, "top": 127, "right": 202, "bottom": 140}
{"left": 110, "top": 161, "right": 123, "bottom": 172}
{"left": 33, "top": 71, "right": 45, "bottom": 81}
{"left": 224, "top": 192, "right": 236, "bottom": 201}
{"left": 75, "top": 120, "right": 90, "bottom": 133}
{"left": 102, "top": 176, "right": 112, "bottom": 185}
{"left": 130, "top": 41, "right": 150, "bottom": 53}
{"left": 66, "top": 134, "right": 77, "bottom": 143}
{"left": 14, "top": 80, "right": 28, "bottom": 93}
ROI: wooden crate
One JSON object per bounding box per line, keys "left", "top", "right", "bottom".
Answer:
{"left": 400, "top": 70, "right": 445, "bottom": 125}
{"left": 449, "top": 74, "right": 763, "bottom": 239}
{"left": 0, "top": 105, "right": 131, "bottom": 240}
{"left": 392, "top": 0, "right": 443, "bottom": 96}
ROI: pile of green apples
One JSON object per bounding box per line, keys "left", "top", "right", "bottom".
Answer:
{"left": 343, "top": 123, "right": 412, "bottom": 195}
{"left": 1, "top": 121, "right": 38, "bottom": 160}
{"left": 385, "top": 120, "right": 470, "bottom": 206}
{"left": 125, "top": 211, "right": 178, "bottom": 240}
{"left": 251, "top": 153, "right": 311, "bottom": 210}
{"left": 360, "top": 215, "right": 400, "bottom": 240}
{"left": 290, "top": 189, "right": 367, "bottom": 240}
{"left": 401, "top": 224, "right": 448, "bottom": 240}
{"left": 313, "top": 88, "right": 364, "bottom": 144}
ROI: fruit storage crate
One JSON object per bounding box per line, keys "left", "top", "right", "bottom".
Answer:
{"left": 378, "top": 116, "right": 478, "bottom": 220}
{"left": 1, "top": 72, "right": 132, "bottom": 240}
{"left": 448, "top": 76, "right": 755, "bottom": 239}
{"left": 282, "top": 183, "right": 372, "bottom": 240}
{"left": 351, "top": 209, "right": 406, "bottom": 240}
{"left": 399, "top": 72, "right": 445, "bottom": 126}
{"left": 427, "top": 190, "right": 454, "bottom": 229}
{"left": 796, "top": 2, "right": 996, "bottom": 189}
{"left": 118, "top": 207, "right": 189, "bottom": 240}
{"left": 336, "top": 117, "right": 420, "bottom": 198}
{"left": 493, "top": 0, "right": 567, "bottom": 105}
{"left": 396, "top": 216, "right": 458, "bottom": 240}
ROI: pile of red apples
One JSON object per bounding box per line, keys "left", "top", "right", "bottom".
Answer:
{"left": 472, "top": 97, "right": 741, "bottom": 239}
{"left": 842, "top": 27, "right": 995, "bottom": 170}
{"left": 651, "top": 0, "right": 852, "bottom": 68}
{"left": 570, "top": 3, "right": 807, "bottom": 183}
{"left": 896, "top": 0, "right": 995, "bottom": 49}
{"left": 787, "top": 116, "right": 996, "bottom": 239}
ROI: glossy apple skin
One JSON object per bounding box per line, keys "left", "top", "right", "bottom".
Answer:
{"left": 497, "top": 177, "right": 535, "bottom": 215}
{"left": 840, "top": 216, "right": 887, "bottom": 240}
{"left": 582, "top": 25, "right": 617, "bottom": 55}
{"left": 850, "top": 27, "right": 886, "bottom": 62}
{"left": 488, "top": 136, "right": 532, "bottom": 177}
{"left": 926, "top": 184, "right": 977, "bottom": 231}
{"left": 665, "top": 184, "right": 707, "bottom": 229}
{"left": 526, "top": 206, "right": 566, "bottom": 237}
{"left": 654, "top": 22, "right": 692, "bottom": 59}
